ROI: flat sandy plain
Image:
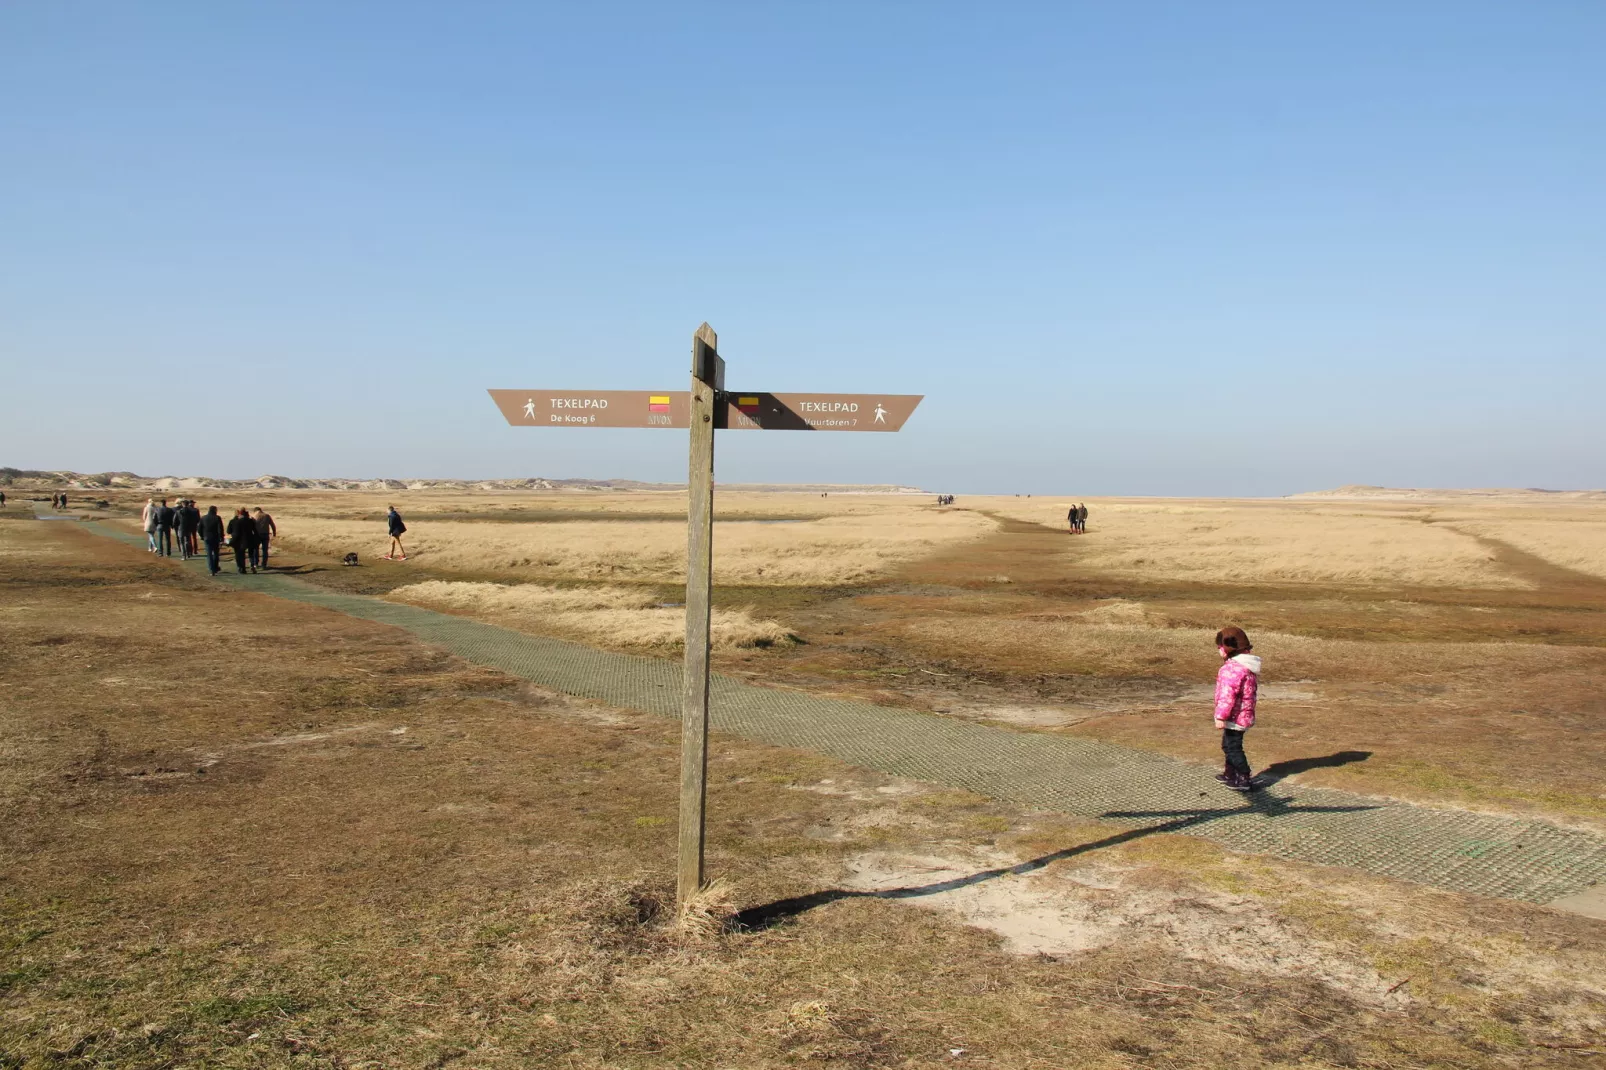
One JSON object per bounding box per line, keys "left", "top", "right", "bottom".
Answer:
{"left": 4, "top": 485, "right": 1606, "bottom": 1067}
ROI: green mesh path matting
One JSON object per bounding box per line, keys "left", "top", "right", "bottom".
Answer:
{"left": 71, "top": 513, "right": 1606, "bottom": 905}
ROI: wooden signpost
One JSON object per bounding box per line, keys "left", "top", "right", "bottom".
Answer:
{"left": 490, "top": 324, "right": 923, "bottom": 910}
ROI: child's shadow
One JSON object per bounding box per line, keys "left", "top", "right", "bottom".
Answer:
{"left": 1254, "top": 749, "right": 1372, "bottom": 787}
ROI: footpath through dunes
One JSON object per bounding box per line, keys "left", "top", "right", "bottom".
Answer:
{"left": 57, "top": 505, "right": 1606, "bottom": 912}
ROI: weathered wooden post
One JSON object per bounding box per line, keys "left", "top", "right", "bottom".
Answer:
{"left": 679, "top": 322, "right": 723, "bottom": 907}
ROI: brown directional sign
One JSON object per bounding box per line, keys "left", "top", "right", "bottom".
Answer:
{"left": 488, "top": 389, "right": 690, "bottom": 428}
{"left": 490, "top": 390, "right": 922, "bottom": 432}
{"left": 722, "top": 393, "right": 922, "bottom": 432}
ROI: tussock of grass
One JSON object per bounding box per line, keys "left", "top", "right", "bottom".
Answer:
{"left": 674, "top": 878, "right": 736, "bottom": 941}
{"left": 387, "top": 580, "right": 795, "bottom": 650}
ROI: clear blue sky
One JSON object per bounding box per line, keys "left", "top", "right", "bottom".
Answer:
{"left": 3, "top": 2, "right": 1602, "bottom": 495}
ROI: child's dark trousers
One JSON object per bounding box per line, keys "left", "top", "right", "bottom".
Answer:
{"left": 1221, "top": 728, "right": 1251, "bottom": 778}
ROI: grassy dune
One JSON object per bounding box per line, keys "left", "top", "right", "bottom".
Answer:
{"left": 276, "top": 503, "right": 993, "bottom": 585}
{"left": 973, "top": 497, "right": 1522, "bottom": 588}
{"left": 388, "top": 580, "right": 793, "bottom": 650}
{"left": 894, "top": 608, "right": 1604, "bottom": 683}
{"left": 1450, "top": 516, "right": 1606, "bottom": 580}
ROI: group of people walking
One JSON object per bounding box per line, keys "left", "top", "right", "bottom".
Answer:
{"left": 1066, "top": 502, "right": 1089, "bottom": 533}
{"left": 141, "top": 498, "right": 276, "bottom": 576}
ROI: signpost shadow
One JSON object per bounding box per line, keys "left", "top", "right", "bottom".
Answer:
{"left": 729, "top": 793, "right": 1379, "bottom": 932}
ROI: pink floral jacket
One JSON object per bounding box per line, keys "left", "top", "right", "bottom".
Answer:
{"left": 1213, "top": 654, "right": 1261, "bottom": 730}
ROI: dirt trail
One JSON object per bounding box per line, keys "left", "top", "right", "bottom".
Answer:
{"left": 900, "top": 508, "right": 1085, "bottom": 590}
{"left": 1450, "top": 525, "right": 1606, "bottom": 606}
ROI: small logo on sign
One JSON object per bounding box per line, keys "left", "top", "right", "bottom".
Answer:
{"left": 649, "top": 395, "right": 671, "bottom": 414}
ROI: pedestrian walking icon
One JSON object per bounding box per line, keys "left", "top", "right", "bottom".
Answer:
{"left": 523, "top": 398, "right": 537, "bottom": 419}
{"left": 873, "top": 403, "right": 888, "bottom": 424}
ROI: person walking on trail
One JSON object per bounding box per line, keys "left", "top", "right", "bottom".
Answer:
{"left": 177, "top": 500, "right": 199, "bottom": 560}
{"left": 1076, "top": 503, "right": 1088, "bottom": 533}
{"left": 1213, "top": 626, "right": 1261, "bottom": 792}
{"left": 154, "top": 499, "right": 175, "bottom": 557}
{"left": 199, "top": 505, "right": 225, "bottom": 575}
{"left": 227, "top": 508, "right": 258, "bottom": 574}
{"left": 186, "top": 501, "right": 203, "bottom": 557}
{"left": 141, "top": 497, "right": 159, "bottom": 552}
{"left": 384, "top": 505, "right": 407, "bottom": 561}
{"left": 252, "top": 507, "right": 277, "bottom": 569}
{"left": 1067, "top": 505, "right": 1077, "bottom": 534}
{"left": 244, "top": 509, "right": 263, "bottom": 571}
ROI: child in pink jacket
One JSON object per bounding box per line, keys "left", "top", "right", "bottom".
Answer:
{"left": 1213, "top": 626, "right": 1261, "bottom": 792}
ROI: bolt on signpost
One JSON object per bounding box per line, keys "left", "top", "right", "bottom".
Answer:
{"left": 489, "top": 324, "right": 923, "bottom": 911}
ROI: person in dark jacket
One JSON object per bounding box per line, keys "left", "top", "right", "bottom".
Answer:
{"left": 245, "top": 508, "right": 261, "bottom": 571}
{"left": 173, "top": 500, "right": 189, "bottom": 559}
{"left": 154, "top": 499, "right": 175, "bottom": 556}
{"left": 187, "top": 501, "right": 203, "bottom": 556}
{"left": 199, "top": 506, "right": 225, "bottom": 575}
{"left": 252, "top": 507, "right": 277, "bottom": 569}
{"left": 226, "top": 509, "right": 258, "bottom": 574}
{"left": 384, "top": 505, "right": 407, "bottom": 561}
{"left": 177, "top": 500, "right": 199, "bottom": 559}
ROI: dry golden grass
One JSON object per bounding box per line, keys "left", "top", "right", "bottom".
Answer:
{"left": 895, "top": 609, "right": 1602, "bottom": 684}
{"left": 972, "top": 496, "right": 1520, "bottom": 587}
{"left": 1449, "top": 517, "right": 1606, "bottom": 580}
{"left": 276, "top": 504, "right": 993, "bottom": 585}
{"left": 76, "top": 485, "right": 1606, "bottom": 826}
{"left": 388, "top": 580, "right": 793, "bottom": 650}
{"left": 186, "top": 488, "right": 936, "bottom": 521}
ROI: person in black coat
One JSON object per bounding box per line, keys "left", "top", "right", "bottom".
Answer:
{"left": 226, "top": 509, "right": 258, "bottom": 574}
{"left": 176, "top": 500, "right": 198, "bottom": 559}
{"left": 198, "top": 506, "right": 225, "bottom": 575}
{"left": 187, "top": 501, "right": 203, "bottom": 556}
{"left": 154, "top": 498, "right": 175, "bottom": 556}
